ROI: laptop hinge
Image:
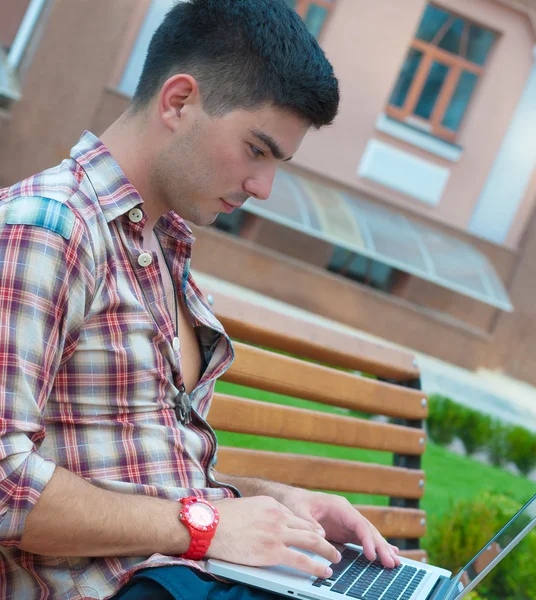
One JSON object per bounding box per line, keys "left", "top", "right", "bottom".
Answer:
{"left": 426, "top": 576, "right": 452, "bottom": 600}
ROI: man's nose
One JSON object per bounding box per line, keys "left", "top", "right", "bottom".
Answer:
{"left": 244, "top": 169, "right": 276, "bottom": 201}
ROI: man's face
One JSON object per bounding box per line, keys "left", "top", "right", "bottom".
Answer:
{"left": 152, "top": 103, "right": 310, "bottom": 226}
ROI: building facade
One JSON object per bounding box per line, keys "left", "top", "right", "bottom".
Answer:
{"left": 1, "top": 0, "right": 535, "bottom": 384}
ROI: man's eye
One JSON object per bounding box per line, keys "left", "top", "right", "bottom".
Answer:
{"left": 250, "top": 145, "right": 265, "bottom": 158}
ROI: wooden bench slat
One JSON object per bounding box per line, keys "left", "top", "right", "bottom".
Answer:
{"left": 209, "top": 395, "right": 426, "bottom": 455}
{"left": 217, "top": 447, "right": 425, "bottom": 498}
{"left": 221, "top": 343, "right": 428, "bottom": 420}
{"left": 200, "top": 283, "right": 420, "bottom": 381}
{"left": 196, "top": 280, "right": 429, "bottom": 553}
{"left": 354, "top": 506, "right": 426, "bottom": 539}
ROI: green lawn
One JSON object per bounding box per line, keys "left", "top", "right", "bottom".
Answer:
{"left": 214, "top": 381, "right": 536, "bottom": 532}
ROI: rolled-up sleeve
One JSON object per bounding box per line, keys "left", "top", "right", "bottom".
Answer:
{"left": 0, "top": 203, "right": 94, "bottom": 546}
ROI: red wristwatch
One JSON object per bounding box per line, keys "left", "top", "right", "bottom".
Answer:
{"left": 178, "top": 496, "right": 219, "bottom": 560}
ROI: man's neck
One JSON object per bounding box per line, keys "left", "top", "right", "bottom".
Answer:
{"left": 100, "top": 113, "right": 168, "bottom": 237}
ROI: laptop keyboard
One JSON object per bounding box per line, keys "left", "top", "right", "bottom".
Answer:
{"left": 311, "top": 548, "right": 427, "bottom": 600}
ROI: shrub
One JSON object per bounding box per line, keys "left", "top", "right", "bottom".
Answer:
{"left": 426, "top": 394, "right": 536, "bottom": 477}
{"left": 457, "top": 407, "right": 493, "bottom": 456}
{"left": 465, "top": 592, "right": 485, "bottom": 600}
{"left": 426, "top": 493, "right": 536, "bottom": 600}
{"left": 427, "top": 395, "right": 465, "bottom": 445}
{"left": 506, "top": 426, "right": 536, "bottom": 476}
{"left": 426, "top": 493, "right": 501, "bottom": 572}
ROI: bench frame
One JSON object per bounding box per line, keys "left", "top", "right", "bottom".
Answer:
{"left": 380, "top": 374, "right": 426, "bottom": 552}
{"left": 201, "top": 279, "right": 429, "bottom": 560}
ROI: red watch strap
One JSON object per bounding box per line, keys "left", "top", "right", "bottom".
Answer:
{"left": 181, "top": 535, "right": 212, "bottom": 560}
{"left": 178, "top": 497, "right": 218, "bottom": 561}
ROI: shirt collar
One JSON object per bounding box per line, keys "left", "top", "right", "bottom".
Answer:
{"left": 70, "top": 131, "right": 195, "bottom": 244}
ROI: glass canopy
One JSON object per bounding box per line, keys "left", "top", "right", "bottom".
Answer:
{"left": 242, "top": 170, "right": 513, "bottom": 312}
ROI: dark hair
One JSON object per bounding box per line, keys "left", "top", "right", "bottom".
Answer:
{"left": 131, "top": 0, "right": 340, "bottom": 128}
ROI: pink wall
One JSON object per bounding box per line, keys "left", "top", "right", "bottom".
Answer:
{"left": 0, "top": 0, "right": 144, "bottom": 187}
{"left": 292, "top": 0, "right": 535, "bottom": 249}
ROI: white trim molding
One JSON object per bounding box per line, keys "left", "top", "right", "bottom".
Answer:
{"left": 358, "top": 139, "right": 451, "bottom": 206}
{"left": 469, "top": 45, "right": 536, "bottom": 244}
{"left": 376, "top": 114, "right": 463, "bottom": 162}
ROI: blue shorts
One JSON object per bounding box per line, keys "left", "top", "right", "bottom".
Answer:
{"left": 112, "top": 566, "right": 280, "bottom": 600}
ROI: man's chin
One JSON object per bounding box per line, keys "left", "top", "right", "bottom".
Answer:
{"left": 189, "top": 213, "right": 219, "bottom": 227}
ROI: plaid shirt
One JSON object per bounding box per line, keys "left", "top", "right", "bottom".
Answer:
{"left": 0, "top": 131, "right": 237, "bottom": 600}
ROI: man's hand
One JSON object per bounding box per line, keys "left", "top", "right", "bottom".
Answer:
{"left": 207, "top": 496, "right": 342, "bottom": 578}
{"left": 276, "top": 488, "right": 401, "bottom": 569}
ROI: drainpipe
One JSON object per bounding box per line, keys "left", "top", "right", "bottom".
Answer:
{"left": 7, "top": 0, "right": 49, "bottom": 70}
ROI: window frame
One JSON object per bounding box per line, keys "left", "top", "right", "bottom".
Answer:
{"left": 386, "top": 4, "right": 497, "bottom": 143}
{"left": 292, "top": 0, "right": 336, "bottom": 38}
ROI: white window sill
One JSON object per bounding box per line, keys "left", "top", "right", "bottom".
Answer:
{"left": 0, "top": 47, "right": 21, "bottom": 105}
{"left": 376, "top": 114, "right": 463, "bottom": 163}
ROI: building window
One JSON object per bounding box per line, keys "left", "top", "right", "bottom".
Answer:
{"left": 119, "top": 0, "right": 335, "bottom": 98}
{"left": 118, "top": 0, "right": 180, "bottom": 98}
{"left": 285, "top": 0, "right": 336, "bottom": 38}
{"left": 327, "top": 247, "right": 397, "bottom": 293}
{"left": 212, "top": 211, "right": 247, "bottom": 236}
{"left": 386, "top": 3, "right": 497, "bottom": 142}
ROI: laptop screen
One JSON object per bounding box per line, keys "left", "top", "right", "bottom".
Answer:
{"left": 446, "top": 495, "right": 536, "bottom": 600}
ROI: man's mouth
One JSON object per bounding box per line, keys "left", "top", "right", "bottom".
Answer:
{"left": 220, "top": 198, "right": 242, "bottom": 214}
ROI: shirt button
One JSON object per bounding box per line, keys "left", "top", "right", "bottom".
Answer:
{"left": 138, "top": 252, "right": 153, "bottom": 267}
{"left": 173, "top": 337, "right": 181, "bottom": 352}
{"left": 128, "top": 208, "right": 144, "bottom": 223}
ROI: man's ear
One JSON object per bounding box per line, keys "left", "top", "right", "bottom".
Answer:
{"left": 159, "top": 74, "right": 200, "bottom": 132}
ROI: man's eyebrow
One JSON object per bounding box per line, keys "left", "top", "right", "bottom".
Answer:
{"left": 251, "top": 129, "right": 293, "bottom": 162}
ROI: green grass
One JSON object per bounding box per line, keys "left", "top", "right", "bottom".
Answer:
{"left": 421, "top": 442, "right": 536, "bottom": 516}
{"left": 214, "top": 380, "right": 536, "bottom": 531}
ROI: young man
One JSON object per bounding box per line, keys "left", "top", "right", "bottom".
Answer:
{"left": 0, "top": 1, "right": 400, "bottom": 598}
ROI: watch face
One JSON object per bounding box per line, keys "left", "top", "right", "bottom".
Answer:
{"left": 189, "top": 502, "right": 215, "bottom": 527}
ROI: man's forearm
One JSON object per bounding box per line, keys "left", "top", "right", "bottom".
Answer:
{"left": 213, "top": 470, "right": 294, "bottom": 502}
{"left": 18, "top": 466, "right": 190, "bottom": 557}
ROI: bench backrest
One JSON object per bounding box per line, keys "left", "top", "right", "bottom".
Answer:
{"left": 202, "top": 281, "right": 429, "bottom": 562}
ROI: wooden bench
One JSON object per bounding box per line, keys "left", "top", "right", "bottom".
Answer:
{"left": 202, "top": 281, "right": 429, "bottom": 562}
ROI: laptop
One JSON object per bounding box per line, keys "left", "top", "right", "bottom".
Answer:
{"left": 207, "top": 494, "right": 536, "bottom": 600}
